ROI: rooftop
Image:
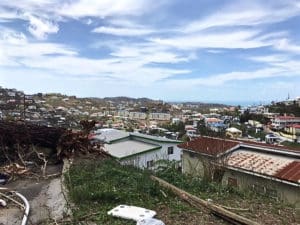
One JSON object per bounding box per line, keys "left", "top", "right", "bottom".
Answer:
{"left": 93, "top": 129, "right": 129, "bottom": 143}
{"left": 130, "top": 132, "right": 182, "bottom": 143}
{"left": 104, "top": 140, "right": 161, "bottom": 159}
{"left": 178, "top": 136, "right": 239, "bottom": 156}
{"left": 275, "top": 161, "right": 300, "bottom": 183}
{"left": 179, "top": 136, "right": 300, "bottom": 156}
{"left": 227, "top": 150, "right": 294, "bottom": 178}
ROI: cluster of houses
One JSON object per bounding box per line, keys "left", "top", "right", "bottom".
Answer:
{"left": 91, "top": 128, "right": 300, "bottom": 206}
{"left": 1, "top": 87, "right": 299, "bottom": 207}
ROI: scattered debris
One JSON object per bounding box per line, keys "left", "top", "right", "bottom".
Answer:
{"left": 137, "top": 218, "right": 165, "bottom": 225}
{"left": 0, "top": 120, "right": 110, "bottom": 180}
{"left": 0, "top": 173, "right": 9, "bottom": 185}
{"left": 108, "top": 205, "right": 156, "bottom": 221}
{"left": 0, "top": 199, "right": 6, "bottom": 207}
{"left": 0, "top": 188, "right": 30, "bottom": 225}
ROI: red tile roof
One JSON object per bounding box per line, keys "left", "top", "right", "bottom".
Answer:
{"left": 178, "top": 136, "right": 239, "bottom": 156}
{"left": 275, "top": 161, "right": 300, "bottom": 183}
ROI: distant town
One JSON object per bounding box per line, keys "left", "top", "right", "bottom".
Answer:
{"left": 1, "top": 86, "right": 300, "bottom": 224}
{"left": 0, "top": 86, "right": 299, "bottom": 146}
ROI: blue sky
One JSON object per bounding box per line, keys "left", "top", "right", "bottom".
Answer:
{"left": 0, "top": 0, "right": 300, "bottom": 103}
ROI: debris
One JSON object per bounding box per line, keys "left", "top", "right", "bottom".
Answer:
{"left": 0, "top": 173, "right": 9, "bottom": 185}
{"left": 137, "top": 218, "right": 165, "bottom": 225}
{"left": 0, "top": 199, "right": 7, "bottom": 207}
{"left": 108, "top": 205, "right": 156, "bottom": 221}
{"left": 0, "top": 120, "right": 110, "bottom": 179}
{"left": 1, "top": 163, "right": 28, "bottom": 176}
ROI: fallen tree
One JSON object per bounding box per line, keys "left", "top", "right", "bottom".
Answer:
{"left": 151, "top": 175, "right": 260, "bottom": 225}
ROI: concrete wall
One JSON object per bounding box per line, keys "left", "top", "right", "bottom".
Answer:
{"left": 120, "top": 138, "right": 182, "bottom": 169}
{"left": 222, "top": 169, "right": 300, "bottom": 205}
{"left": 182, "top": 151, "right": 205, "bottom": 177}
{"left": 121, "top": 149, "right": 166, "bottom": 169}
{"left": 132, "top": 136, "right": 182, "bottom": 162}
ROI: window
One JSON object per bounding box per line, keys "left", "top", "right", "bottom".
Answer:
{"left": 147, "top": 160, "right": 154, "bottom": 168}
{"left": 167, "top": 146, "right": 174, "bottom": 155}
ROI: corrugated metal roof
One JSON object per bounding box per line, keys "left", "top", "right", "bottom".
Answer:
{"left": 275, "top": 161, "right": 300, "bottom": 183}
{"left": 93, "top": 129, "right": 129, "bottom": 143}
{"left": 227, "top": 150, "right": 293, "bottom": 177}
{"left": 104, "top": 140, "right": 160, "bottom": 159}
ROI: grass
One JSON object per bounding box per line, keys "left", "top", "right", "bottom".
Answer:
{"left": 281, "top": 141, "right": 300, "bottom": 148}
{"left": 65, "top": 159, "right": 296, "bottom": 225}
{"left": 65, "top": 160, "right": 194, "bottom": 225}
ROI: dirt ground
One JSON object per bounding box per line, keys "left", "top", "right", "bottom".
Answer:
{"left": 0, "top": 164, "right": 68, "bottom": 225}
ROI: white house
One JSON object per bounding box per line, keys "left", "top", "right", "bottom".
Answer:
{"left": 91, "top": 129, "right": 182, "bottom": 169}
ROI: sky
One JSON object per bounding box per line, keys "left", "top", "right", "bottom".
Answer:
{"left": 0, "top": 0, "right": 300, "bottom": 103}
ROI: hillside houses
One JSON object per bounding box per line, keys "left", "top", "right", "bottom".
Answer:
{"left": 271, "top": 116, "right": 300, "bottom": 130}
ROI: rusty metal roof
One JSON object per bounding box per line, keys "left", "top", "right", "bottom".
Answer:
{"left": 275, "top": 161, "right": 300, "bottom": 183}
{"left": 178, "top": 136, "right": 239, "bottom": 156}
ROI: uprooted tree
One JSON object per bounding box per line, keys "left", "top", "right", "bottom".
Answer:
{"left": 0, "top": 120, "right": 109, "bottom": 177}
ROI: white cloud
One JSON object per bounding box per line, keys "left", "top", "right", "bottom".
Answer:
{"left": 0, "top": 28, "right": 76, "bottom": 67}
{"left": 25, "top": 14, "right": 59, "bottom": 40}
{"left": 274, "top": 39, "right": 300, "bottom": 54}
{"left": 151, "top": 30, "right": 270, "bottom": 50}
{"left": 58, "top": 0, "right": 153, "bottom": 18}
{"left": 109, "top": 43, "right": 191, "bottom": 64}
{"left": 93, "top": 26, "right": 154, "bottom": 36}
{"left": 165, "top": 64, "right": 300, "bottom": 88}
{"left": 184, "top": 1, "right": 300, "bottom": 33}
{"left": 249, "top": 54, "right": 289, "bottom": 63}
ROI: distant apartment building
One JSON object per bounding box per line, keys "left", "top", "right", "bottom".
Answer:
{"left": 149, "top": 113, "right": 171, "bottom": 121}
{"left": 129, "top": 112, "right": 147, "bottom": 120}
{"left": 117, "top": 110, "right": 130, "bottom": 118}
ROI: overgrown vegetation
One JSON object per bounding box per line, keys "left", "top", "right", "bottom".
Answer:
{"left": 66, "top": 160, "right": 204, "bottom": 225}
{"left": 66, "top": 160, "right": 297, "bottom": 225}
{"left": 281, "top": 141, "right": 300, "bottom": 148}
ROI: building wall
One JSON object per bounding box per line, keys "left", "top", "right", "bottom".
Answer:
{"left": 182, "top": 151, "right": 205, "bottom": 177}
{"left": 129, "top": 112, "right": 147, "bottom": 120}
{"left": 222, "top": 169, "right": 300, "bottom": 205}
{"left": 149, "top": 113, "right": 171, "bottom": 121}
{"left": 120, "top": 149, "right": 165, "bottom": 168}
{"left": 131, "top": 136, "right": 182, "bottom": 162}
